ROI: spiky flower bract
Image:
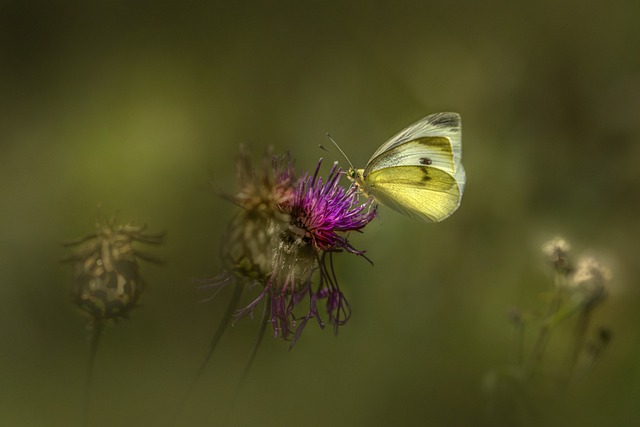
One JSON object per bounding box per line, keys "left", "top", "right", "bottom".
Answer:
{"left": 63, "top": 216, "right": 164, "bottom": 321}
{"left": 208, "top": 149, "right": 376, "bottom": 346}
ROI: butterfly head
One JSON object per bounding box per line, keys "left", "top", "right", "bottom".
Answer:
{"left": 346, "top": 167, "right": 358, "bottom": 182}
{"left": 347, "top": 167, "right": 369, "bottom": 195}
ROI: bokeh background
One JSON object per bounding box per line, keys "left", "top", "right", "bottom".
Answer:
{"left": 2, "top": 1, "right": 639, "bottom": 426}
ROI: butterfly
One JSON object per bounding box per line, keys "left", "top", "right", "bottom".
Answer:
{"left": 339, "top": 112, "right": 466, "bottom": 222}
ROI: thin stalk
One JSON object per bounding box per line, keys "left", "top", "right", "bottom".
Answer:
{"left": 239, "top": 293, "right": 270, "bottom": 384}
{"left": 223, "top": 295, "right": 270, "bottom": 426}
{"left": 172, "top": 283, "right": 244, "bottom": 425}
{"left": 565, "top": 309, "right": 591, "bottom": 384}
{"left": 524, "top": 286, "right": 564, "bottom": 378}
{"left": 516, "top": 321, "right": 526, "bottom": 367}
{"left": 83, "top": 318, "right": 104, "bottom": 427}
{"left": 196, "top": 282, "right": 245, "bottom": 384}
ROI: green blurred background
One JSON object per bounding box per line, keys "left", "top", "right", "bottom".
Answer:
{"left": 2, "top": 1, "right": 639, "bottom": 426}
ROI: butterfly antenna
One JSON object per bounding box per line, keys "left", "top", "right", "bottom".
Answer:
{"left": 325, "top": 132, "right": 355, "bottom": 170}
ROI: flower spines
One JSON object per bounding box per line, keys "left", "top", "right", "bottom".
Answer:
{"left": 232, "top": 149, "right": 295, "bottom": 216}
{"left": 222, "top": 151, "right": 296, "bottom": 279}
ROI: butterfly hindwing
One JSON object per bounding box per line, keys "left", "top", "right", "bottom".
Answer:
{"left": 364, "top": 165, "right": 462, "bottom": 222}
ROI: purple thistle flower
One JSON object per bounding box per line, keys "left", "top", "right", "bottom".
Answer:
{"left": 287, "top": 160, "right": 376, "bottom": 254}
{"left": 209, "top": 151, "right": 376, "bottom": 347}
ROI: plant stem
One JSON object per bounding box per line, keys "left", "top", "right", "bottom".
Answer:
{"left": 172, "top": 282, "right": 244, "bottom": 425}
{"left": 239, "top": 293, "right": 270, "bottom": 384}
{"left": 565, "top": 309, "right": 591, "bottom": 383}
{"left": 196, "top": 282, "right": 245, "bottom": 384}
{"left": 524, "top": 287, "right": 564, "bottom": 378}
{"left": 83, "top": 318, "right": 104, "bottom": 427}
{"left": 223, "top": 294, "right": 270, "bottom": 426}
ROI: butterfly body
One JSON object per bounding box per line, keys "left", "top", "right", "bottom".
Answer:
{"left": 349, "top": 112, "right": 465, "bottom": 222}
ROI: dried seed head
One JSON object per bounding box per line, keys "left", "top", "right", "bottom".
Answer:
{"left": 542, "top": 237, "right": 573, "bottom": 276}
{"left": 64, "top": 217, "right": 164, "bottom": 320}
{"left": 570, "top": 256, "right": 611, "bottom": 308}
{"left": 221, "top": 150, "right": 296, "bottom": 279}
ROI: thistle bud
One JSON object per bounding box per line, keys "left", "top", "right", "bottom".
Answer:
{"left": 63, "top": 217, "right": 164, "bottom": 321}
{"left": 221, "top": 150, "right": 296, "bottom": 279}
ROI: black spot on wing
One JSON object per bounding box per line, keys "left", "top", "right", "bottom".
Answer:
{"left": 419, "top": 157, "right": 432, "bottom": 165}
{"left": 420, "top": 166, "right": 431, "bottom": 182}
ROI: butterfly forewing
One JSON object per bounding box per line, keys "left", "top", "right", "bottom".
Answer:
{"left": 367, "top": 112, "right": 462, "bottom": 166}
{"left": 364, "top": 136, "right": 456, "bottom": 178}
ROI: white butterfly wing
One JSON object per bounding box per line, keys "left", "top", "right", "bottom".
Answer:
{"left": 367, "top": 112, "right": 462, "bottom": 169}
{"left": 360, "top": 112, "right": 465, "bottom": 222}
